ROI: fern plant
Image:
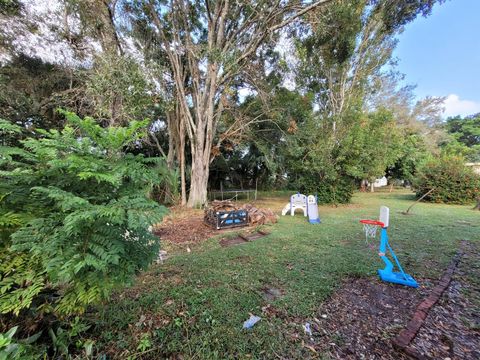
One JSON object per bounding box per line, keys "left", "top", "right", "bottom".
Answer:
{"left": 0, "top": 113, "right": 169, "bottom": 317}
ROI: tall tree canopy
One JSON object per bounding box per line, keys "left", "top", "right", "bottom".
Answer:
{"left": 1, "top": 0, "right": 445, "bottom": 207}
{"left": 122, "top": 0, "right": 336, "bottom": 207}
{"left": 442, "top": 114, "right": 480, "bottom": 161}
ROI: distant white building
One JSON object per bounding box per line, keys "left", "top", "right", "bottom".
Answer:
{"left": 373, "top": 176, "right": 388, "bottom": 188}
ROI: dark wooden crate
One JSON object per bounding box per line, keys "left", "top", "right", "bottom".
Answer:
{"left": 204, "top": 209, "right": 249, "bottom": 230}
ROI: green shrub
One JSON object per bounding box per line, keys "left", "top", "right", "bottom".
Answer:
{"left": 0, "top": 113, "right": 169, "bottom": 318}
{"left": 413, "top": 155, "right": 480, "bottom": 204}
{"left": 0, "top": 326, "right": 43, "bottom": 360}
{"left": 294, "top": 173, "right": 355, "bottom": 204}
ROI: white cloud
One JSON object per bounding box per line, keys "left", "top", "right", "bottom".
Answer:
{"left": 443, "top": 94, "right": 480, "bottom": 118}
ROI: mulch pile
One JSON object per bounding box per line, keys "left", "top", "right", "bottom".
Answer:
{"left": 153, "top": 202, "right": 277, "bottom": 244}
{"left": 153, "top": 214, "right": 219, "bottom": 244}
{"left": 206, "top": 200, "right": 278, "bottom": 226}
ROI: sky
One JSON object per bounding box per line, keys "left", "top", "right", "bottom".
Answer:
{"left": 393, "top": 0, "right": 480, "bottom": 118}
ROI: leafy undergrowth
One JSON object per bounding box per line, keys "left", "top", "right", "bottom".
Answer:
{"left": 89, "top": 190, "right": 479, "bottom": 359}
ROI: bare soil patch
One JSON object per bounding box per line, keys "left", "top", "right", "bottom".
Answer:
{"left": 219, "top": 230, "right": 270, "bottom": 247}
{"left": 261, "top": 286, "right": 285, "bottom": 302}
{"left": 219, "top": 236, "right": 248, "bottom": 247}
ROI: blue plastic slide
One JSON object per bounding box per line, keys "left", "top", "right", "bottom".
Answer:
{"left": 307, "top": 195, "right": 321, "bottom": 224}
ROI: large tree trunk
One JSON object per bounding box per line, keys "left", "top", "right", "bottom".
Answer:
{"left": 179, "top": 135, "right": 187, "bottom": 206}
{"left": 186, "top": 60, "right": 218, "bottom": 207}
{"left": 166, "top": 103, "right": 188, "bottom": 206}
{"left": 188, "top": 148, "right": 210, "bottom": 208}
{"left": 177, "top": 104, "right": 187, "bottom": 206}
{"left": 187, "top": 93, "right": 216, "bottom": 207}
{"left": 370, "top": 181, "right": 375, "bottom": 193}
{"left": 80, "top": 0, "right": 124, "bottom": 126}
{"left": 83, "top": 0, "right": 123, "bottom": 55}
{"left": 360, "top": 179, "right": 367, "bottom": 192}
{"left": 166, "top": 110, "right": 176, "bottom": 170}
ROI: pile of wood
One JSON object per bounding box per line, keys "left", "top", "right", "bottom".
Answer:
{"left": 208, "top": 200, "right": 238, "bottom": 212}
{"left": 242, "top": 203, "right": 277, "bottom": 226}
{"left": 205, "top": 200, "right": 278, "bottom": 226}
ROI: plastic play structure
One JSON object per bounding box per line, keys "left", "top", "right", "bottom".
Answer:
{"left": 360, "top": 206, "right": 418, "bottom": 288}
{"left": 282, "top": 193, "right": 321, "bottom": 224}
{"left": 282, "top": 193, "right": 307, "bottom": 216}
{"left": 307, "top": 195, "right": 321, "bottom": 224}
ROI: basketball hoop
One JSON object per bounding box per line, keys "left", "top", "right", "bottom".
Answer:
{"left": 359, "top": 206, "right": 418, "bottom": 287}
{"left": 360, "top": 219, "right": 384, "bottom": 244}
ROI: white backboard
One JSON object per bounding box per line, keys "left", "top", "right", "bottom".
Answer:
{"left": 379, "top": 206, "right": 389, "bottom": 228}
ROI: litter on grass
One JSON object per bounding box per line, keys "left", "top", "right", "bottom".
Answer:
{"left": 243, "top": 314, "right": 261, "bottom": 329}
{"left": 303, "top": 322, "right": 312, "bottom": 336}
{"left": 157, "top": 250, "right": 168, "bottom": 264}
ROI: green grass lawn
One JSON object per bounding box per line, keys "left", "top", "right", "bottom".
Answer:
{"left": 91, "top": 190, "right": 479, "bottom": 359}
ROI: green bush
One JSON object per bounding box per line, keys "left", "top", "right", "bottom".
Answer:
{"left": 413, "top": 155, "right": 480, "bottom": 204}
{"left": 0, "top": 112, "right": 169, "bottom": 318}
{"left": 294, "top": 173, "right": 355, "bottom": 204}
{"left": 0, "top": 326, "right": 43, "bottom": 359}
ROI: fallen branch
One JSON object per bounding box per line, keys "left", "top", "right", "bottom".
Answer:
{"left": 402, "top": 188, "right": 435, "bottom": 215}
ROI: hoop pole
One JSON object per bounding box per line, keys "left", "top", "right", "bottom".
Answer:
{"left": 379, "top": 227, "right": 387, "bottom": 255}
{"left": 379, "top": 228, "right": 408, "bottom": 281}
{"left": 386, "top": 241, "right": 408, "bottom": 280}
